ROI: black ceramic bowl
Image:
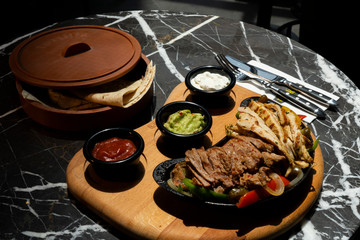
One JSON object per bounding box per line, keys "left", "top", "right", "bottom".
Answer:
{"left": 83, "top": 128, "right": 144, "bottom": 173}
{"left": 185, "top": 65, "right": 236, "bottom": 98}
{"left": 155, "top": 101, "right": 212, "bottom": 141}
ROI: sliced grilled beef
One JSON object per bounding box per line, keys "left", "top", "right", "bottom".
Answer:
{"left": 170, "top": 162, "right": 187, "bottom": 189}
{"left": 185, "top": 147, "right": 214, "bottom": 184}
{"left": 262, "top": 152, "right": 287, "bottom": 169}
{"left": 243, "top": 136, "right": 274, "bottom": 152}
{"left": 187, "top": 165, "right": 211, "bottom": 187}
{"left": 223, "top": 137, "right": 263, "bottom": 173}
{"left": 207, "top": 147, "right": 233, "bottom": 188}
{"left": 239, "top": 166, "right": 271, "bottom": 189}
{"left": 172, "top": 135, "right": 287, "bottom": 193}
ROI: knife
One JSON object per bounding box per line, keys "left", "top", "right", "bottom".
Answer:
{"left": 216, "top": 54, "right": 326, "bottom": 118}
{"left": 225, "top": 55, "right": 338, "bottom": 108}
{"left": 234, "top": 67, "right": 326, "bottom": 119}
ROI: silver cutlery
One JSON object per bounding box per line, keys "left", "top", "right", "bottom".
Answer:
{"left": 225, "top": 55, "right": 338, "bottom": 108}
{"left": 215, "top": 54, "right": 326, "bottom": 118}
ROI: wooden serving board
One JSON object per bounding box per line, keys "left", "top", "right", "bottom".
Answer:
{"left": 66, "top": 82, "right": 323, "bottom": 240}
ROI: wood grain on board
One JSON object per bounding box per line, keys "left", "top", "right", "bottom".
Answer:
{"left": 66, "top": 82, "right": 323, "bottom": 240}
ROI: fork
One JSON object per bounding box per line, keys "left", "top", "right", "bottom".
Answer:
{"left": 225, "top": 54, "right": 338, "bottom": 108}
{"left": 215, "top": 54, "right": 326, "bottom": 118}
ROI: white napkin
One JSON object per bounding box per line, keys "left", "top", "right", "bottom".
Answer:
{"left": 235, "top": 60, "right": 340, "bottom": 123}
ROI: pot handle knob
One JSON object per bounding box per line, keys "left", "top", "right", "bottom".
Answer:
{"left": 64, "top": 43, "right": 91, "bottom": 58}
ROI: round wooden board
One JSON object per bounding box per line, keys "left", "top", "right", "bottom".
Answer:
{"left": 66, "top": 82, "right": 323, "bottom": 240}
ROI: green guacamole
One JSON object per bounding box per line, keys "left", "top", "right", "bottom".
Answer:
{"left": 164, "top": 109, "right": 206, "bottom": 135}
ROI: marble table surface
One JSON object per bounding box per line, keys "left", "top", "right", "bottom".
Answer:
{"left": 1, "top": 10, "right": 359, "bottom": 239}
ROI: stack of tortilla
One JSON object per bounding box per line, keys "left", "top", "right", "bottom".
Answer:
{"left": 48, "top": 61, "right": 155, "bottom": 110}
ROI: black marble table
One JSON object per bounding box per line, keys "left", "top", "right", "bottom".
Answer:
{"left": 1, "top": 10, "right": 359, "bottom": 239}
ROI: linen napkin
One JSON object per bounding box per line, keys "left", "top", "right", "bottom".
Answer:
{"left": 235, "top": 60, "right": 340, "bottom": 123}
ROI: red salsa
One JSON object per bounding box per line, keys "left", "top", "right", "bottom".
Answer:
{"left": 91, "top": 137, "right": 137, "bottom": 162}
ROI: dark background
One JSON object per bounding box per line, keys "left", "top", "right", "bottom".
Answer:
{"left": 1, "top": 0, "right": 358, "bottom": 86}
{"left": 299, "top": 0, "right": 357, "bottom": 87}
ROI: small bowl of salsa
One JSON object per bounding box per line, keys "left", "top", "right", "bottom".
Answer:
{"left": 83, "top": 128, "right": 144, "bottom": 174}
{"left": 155, "top": 101, "right": 212, "bottom": 141}
{"left": 185, "top": 65, "right": 236, "bottom": 98}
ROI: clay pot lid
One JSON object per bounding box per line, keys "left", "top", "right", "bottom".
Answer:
{"left": 9, "top": 25, "right": 141, "bottom": 88}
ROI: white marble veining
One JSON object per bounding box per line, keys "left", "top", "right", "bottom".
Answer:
{"left": 1, "top": 10, "right": 359, "bottom": 240}
{"left": 21, "top": 224, "right": 107, "bottom": 239}
{"left": 239, "top": 21, "right": 261, "bottom": 62}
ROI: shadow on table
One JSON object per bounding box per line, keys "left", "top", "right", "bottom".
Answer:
{"left": 84, "top": 162, "right": 146, "bottom": 193}
{"left": 29, "top": 102, "right": 155, "bottom": 140}
{"left": 156, "top": 134, "right": 213, "bottom": 159}
{"left": 185, "top": 90, "right": 236, "bottom": 116}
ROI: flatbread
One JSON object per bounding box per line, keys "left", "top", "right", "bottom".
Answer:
{"left": 72, "top": 61, "right": 155, "bottom": 108}
{"left": 47, "top": 61, "right": 155, "bottom": 110}
{"left": 123, "top": 61, "right": 155, "bottom": 108}
{"left": 48, "top": 89, "right": 101, "bottom": 110}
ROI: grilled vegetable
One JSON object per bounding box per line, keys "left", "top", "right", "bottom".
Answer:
{"left": 237, "top": 175, "right": 290, "bottom": 208}
{"left": 182, "top": 178, "right": 228, "bottom": 202}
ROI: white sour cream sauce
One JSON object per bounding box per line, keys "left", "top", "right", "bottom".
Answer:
{"left": 190, "top": 71, "right": 230, "bottom": 91}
